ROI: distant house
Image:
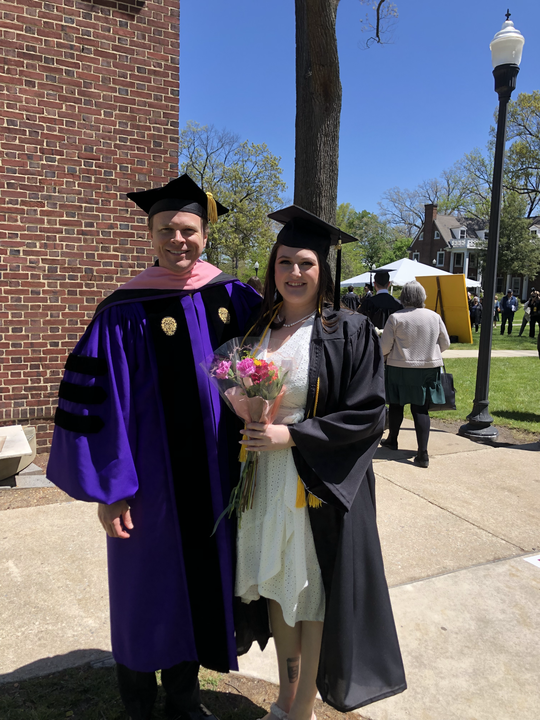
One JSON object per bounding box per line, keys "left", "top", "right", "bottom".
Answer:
{"left": 408, "top": 204, "right": 540, "bottom": 300}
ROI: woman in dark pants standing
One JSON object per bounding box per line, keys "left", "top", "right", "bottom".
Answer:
{"left": 380, "top": 281, "right": 450, "bottom": 468}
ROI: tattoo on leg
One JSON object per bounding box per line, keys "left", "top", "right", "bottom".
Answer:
{"left": 286, "top": 656, "right": 300, "bottom": 683}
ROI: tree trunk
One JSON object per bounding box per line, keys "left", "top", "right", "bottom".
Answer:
{"left": 294, "top": 0, "right": 342, "bottom": 225}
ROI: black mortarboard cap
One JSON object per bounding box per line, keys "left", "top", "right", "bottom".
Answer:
{"left": 268, "top": 205, "right": 356, "bottom": 258}
{"left": 126, "top": 174, "right": 228, "bottom": 223}
{"left": 374, "top": 270, "right": 390, "bottom": 286}
{"left": 268, "top": 205, "right": 358, "bottom": 310}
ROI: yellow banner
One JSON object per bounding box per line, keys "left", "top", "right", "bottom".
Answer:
{"left": 417, "top": 274, "right": 473, "bottom": 344}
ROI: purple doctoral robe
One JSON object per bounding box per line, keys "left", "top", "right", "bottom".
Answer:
{"left": 47, "top": 273, "right": 260, "bottom": 673}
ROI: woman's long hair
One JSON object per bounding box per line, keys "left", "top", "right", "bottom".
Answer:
{"left": 252, "top": 241, "right": 337, "bottom": 334}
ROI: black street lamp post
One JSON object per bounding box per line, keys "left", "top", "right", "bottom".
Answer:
{"left": 459, "top": 12, "right": 524, "bottom": 442}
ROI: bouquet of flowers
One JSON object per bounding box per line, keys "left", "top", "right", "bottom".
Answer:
{"left": 201, "top": 337, "right": 291, "bottom": 532}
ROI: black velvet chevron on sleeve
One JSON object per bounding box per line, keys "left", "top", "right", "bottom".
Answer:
{"left": 65, "top": 353, "right": 107, "bottom": 376}
{"left": 54, "top": 407, "right": 105, "bottom": 434}
{"left": 58, "top": 381, "right": 107, "bottom": 405}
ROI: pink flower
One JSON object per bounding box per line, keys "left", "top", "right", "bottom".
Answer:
{"left": 237, "top": 357, "right": 256, "bottom": 377}
{"left": 215, "top": 360, "right": 232, "bottom": 379}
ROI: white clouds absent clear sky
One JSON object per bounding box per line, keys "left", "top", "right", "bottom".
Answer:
{"left": 179, "top": 0, "right": 540, "bottom": 215}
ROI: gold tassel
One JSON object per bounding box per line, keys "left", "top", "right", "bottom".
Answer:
{"left": 239, "top": 424, "right": 248, "bottom": 462}
{"left": 294, "top": 377, "right": 323, "bottom": 510}
{"left": 296, "top": 476, "right": 323, "bottom": 509}
{"left": 239, "top": 442, "right": 247, "bottom": 462}
{"left": 308, "top": 493, "right": 323, "bottom": 508}
{"left": 296, "top": 476, "right": 307, "bottom": 508}
{"left": 206, "top": 192, "right": 218, "bottom": 223}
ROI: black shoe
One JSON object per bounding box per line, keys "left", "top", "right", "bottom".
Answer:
{"left": 381, "top": 437, "right": 398, "bottom": 451}
{"left": 170, "top": 705, "right": 220, "bottom": 720}
{"left": 413, "top": 452, "right": 429, "bottom": 468}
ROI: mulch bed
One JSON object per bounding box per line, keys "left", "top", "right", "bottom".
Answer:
{"left": 0, "top": 661, "right": 362, "bottom": 720}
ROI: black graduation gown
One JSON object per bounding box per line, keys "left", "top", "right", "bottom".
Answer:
{"left": 236, "top": 309, "right": 406, "bottom": 712}
{"left": 360, "top": 292, "right": 403, "bottom": 329}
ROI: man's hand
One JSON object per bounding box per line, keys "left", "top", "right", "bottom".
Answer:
{"left": 97, "top": 500, "right": 134, "bottom": 539}
{"left": 241, "top": 423, "right": 295, "bottom": 452}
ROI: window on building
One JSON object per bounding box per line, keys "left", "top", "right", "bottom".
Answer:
{"left": 436, "top": 251, "right": 445, "bottom": 266}
{"left": 454, "top": 253, "right": 464, "bottom": 267}
{"left": 469, "top": 254, "right": 477, "bottom": 268}
{"left": 512, "top": 277, "right": 521, "bottom": 296}
{"left": 531, "top": 228, "right": 538, "bottom": 235}
{"left": 419, "top": 232, "right": 424, "bottom": 241}
{"left": 459, "top": 229, "right": 466, "bottom": 239}
{"left": 434, "top": 230, "right": 440, "bottom": 239}
{"left": 496, "top": 277, "right": 504, "bottom": 294}
{"left": 412, "top": 252, "right": 420, "bottom": 261}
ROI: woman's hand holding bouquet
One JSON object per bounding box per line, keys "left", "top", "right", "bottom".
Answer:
{"left": 202, "top": 339, "right": 292, "bottom": 532}
{"left": 241, "top": 422, "right": 294, "bottom": 452}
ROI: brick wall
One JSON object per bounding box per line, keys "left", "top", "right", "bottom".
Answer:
{"left": 0, "top": 0, "right": 180, "bottom": 452}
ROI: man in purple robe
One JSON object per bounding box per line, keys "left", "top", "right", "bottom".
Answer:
{"left": 48, "top": 175, "right": 261, "bottom": 720}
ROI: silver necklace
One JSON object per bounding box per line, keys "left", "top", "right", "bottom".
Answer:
{"left": 279, "top": 311, "right": 316, "bottom": 328}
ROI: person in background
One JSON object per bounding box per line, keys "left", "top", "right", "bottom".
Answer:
{"left": 500, "top": 289, "right": 518, "bottom": 335}
{"left": 341, "top": 284, "right": 360, "bottom": 311}
{"left": 380, "top": 281, "right": 450, "bottom": 469}
{"left": 246, "top": 275, "right": 264, "bottom": 296}
{"left": 470, "top": 296, "right": 482, "bottom": 332}
{"left": 493, "top": 295, "right": 500, "bottom": 328}
{"left": 360, "top": 270, "right": 403, "bottom": 330}
{"left": 517, "top": 297, "right": 530, "bottom": 336}
{"left": 528, "top": 290, "right": 540, "bottom": 339}
{"left": 359, "top": 283, "right": 373, "bottom": 309}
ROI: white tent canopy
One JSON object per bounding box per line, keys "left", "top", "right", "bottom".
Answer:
{"left": 374, "top": 258, "right": 452, "bottom": 286}
{"left": 340, "top": 270, "right": 374, "bottom": 288}
{"left": 342, "top": 258, "right": 481, "bottom": 289}
{"left": 341, "top": 259, "right": 450, "bottom": 287}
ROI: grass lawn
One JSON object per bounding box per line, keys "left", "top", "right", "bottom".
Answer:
{"left": 446, "top": 313, "right": 539, "bottom": 351}
{"left": 422, "top": 357, "right": 540, "bottom": 433}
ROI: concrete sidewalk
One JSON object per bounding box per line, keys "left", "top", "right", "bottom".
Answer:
{"left": 443, "top": 348, "right": 538, "bottom": 358}
{"left": 1, "top": 424, "right": 539, "bottom": 719}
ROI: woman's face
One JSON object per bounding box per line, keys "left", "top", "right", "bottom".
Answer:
{"left": 274, "top": 245, "right": 320, "bottom": 309}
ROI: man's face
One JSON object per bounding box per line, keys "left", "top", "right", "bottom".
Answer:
{"left": 149, "top": 210, "right": 207, "bottom": 275}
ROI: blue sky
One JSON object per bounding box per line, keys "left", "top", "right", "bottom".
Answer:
{"left": 179, "top": 0, "right": 540, "bottom": 216}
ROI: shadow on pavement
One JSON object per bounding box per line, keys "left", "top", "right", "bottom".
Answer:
{"left": 494, "top": 410, "right": 540, "bottom": 424}
{"left": 201, "top": 689, "right": 266, "bottom": 720}
{"left": 495, "top": 441, "right": 539, "bottom": 452}
{"left": 0, "top": 649, "right": 113, "bottom": 685}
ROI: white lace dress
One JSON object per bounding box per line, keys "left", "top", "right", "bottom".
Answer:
{"left": 235, "top": 317, "right": 326, "bottom": 627}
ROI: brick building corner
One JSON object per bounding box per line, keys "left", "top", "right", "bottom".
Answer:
{"left": 0, "top": 0, "right": 180, "bottom": 451}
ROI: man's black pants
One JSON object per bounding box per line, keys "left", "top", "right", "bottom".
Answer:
{"left": 500, "top": 311, "right": 514, "bottom": 335}
{"left": 117, "top": 661, "right": 201, "bottom": 720}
